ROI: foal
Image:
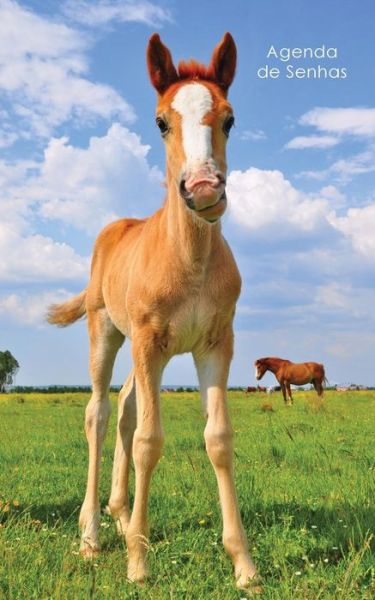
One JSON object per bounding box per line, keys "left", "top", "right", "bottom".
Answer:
{"left": 48, "top": 33, "right": 257, "bottom": 589}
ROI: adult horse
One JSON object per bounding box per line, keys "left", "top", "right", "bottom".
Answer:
{"left": 48, "top": 33, "right": 258, "bottom": 590}
{"left": 254, "top": 357, "right": 326, "bottom": 405}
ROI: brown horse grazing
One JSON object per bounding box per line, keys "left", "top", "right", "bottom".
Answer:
{"left": 254, "top": 357, "right": 327, "bottom": 405}
{"left": 47, "top": 33, "right": 259, "bottom": 590}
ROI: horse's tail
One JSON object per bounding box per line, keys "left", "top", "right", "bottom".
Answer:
{"left": 47, "top": 289, "right": 87, "bottom": 327}
{"left": 322, "top": 365, "right": 329, "bottom": 388}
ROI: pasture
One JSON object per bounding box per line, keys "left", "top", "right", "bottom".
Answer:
{"left": 0, "top": 390, "right": 374, "bottom": 599}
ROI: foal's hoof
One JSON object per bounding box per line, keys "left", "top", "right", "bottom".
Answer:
{"left": 235, "top": 559, "right": 262, "bottom": 594}
{"left": 80, "top": 538, "right": 100, "bottom": 560}
{"left": 127, "top": 559, "right": 150, "bottom": 583}
{"left": 236, "top": 574, "right": 263, "bottom": 595}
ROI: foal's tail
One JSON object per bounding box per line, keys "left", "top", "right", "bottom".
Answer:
{"left": 322, "top": 365, "right": 329, "bottom": 388}
{"left": 47, "top": 289, "right": 87, "bottom": 327}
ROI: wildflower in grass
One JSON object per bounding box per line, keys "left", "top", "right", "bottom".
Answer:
{"left": 332, "top": 546, "right": 338, "bottom": 550}
{"left": 12, "top": 500, "right": 20, "bottom": 507}
{"left": 171, "top": 560, "right": 177, "bottom": 564}
{"left": 311, "top": 525, "right": 318, "bottom": 529}
{"left": 294, "top": 571, "right": 302, "bottom": 576}
{"left": 198, "top": 519, "right": 206, "bottom": 525}
{"left": 31, "top": 519, "right": 42, "bottom": 527}
{"left": 324, "top": 558, "right": 329, "bottom": 563}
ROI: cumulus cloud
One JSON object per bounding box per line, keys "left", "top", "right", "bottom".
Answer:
{"left": 63, "top": 0, "right": 172, "bottom": 27}
{"left": 0, "top": 0, "right": 135, "bottom": 141}
{"left": 32, "top": 124, "right": 164, "bottom": 233}
{"left": 0, "top": 289, "right": 71, "bottom": 326}
{"left": 328, "top": 204, "right": 375, "bottom": 260}
{"left": 0, "top": 193, "right": 89, "bottom": 282}
{"left": 227, "top": 167, "right": 330, "bottom": 235}
{"left": 226, "top": 166, "right": 375, "bottom": 264}
{"left": 0, "top": 123, "right": 163, "bottom": 282}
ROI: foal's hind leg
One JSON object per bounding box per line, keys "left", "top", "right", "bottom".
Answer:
{"left": 79, "top": 308, "right": 124, "bottom": 558}
{"left": 107, "top": 369, "right": 136, "bottom": 535}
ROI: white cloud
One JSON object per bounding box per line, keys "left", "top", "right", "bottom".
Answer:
{"left": 285, "top": 135, "right": 339, "bottom": 149}
{"left": 0, "top": 0, "right": 135, "bottom": 141}
{"left": 0, "top": 123, "right": 162, "bottom": 282}
{"left": 33, "top": 124, "right": 163, "bottom": 233}
{"left": 296, "top": 146, "right": 375, "bottom": 182}
{"left": 328, "top": 204, "right": 375, "bottom": 260}
{"left": 300, "top": 107, "right": 375, "bottom": 137}
{"left": 239, "top": 129, "right": 267, "bottom": 141}
{"left": 227, "top": 167, "right": 330, "bottom": 234}
{"left": 63, "top": 0, "right": 172, "bottom": 27}
{"left": 0, "top": 214, "right": 89, "bottom": 283}
{"left": 0, "top": 289, "right": 71, "bottom": 325}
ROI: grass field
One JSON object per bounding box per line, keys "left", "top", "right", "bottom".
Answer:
{"left": 0, "top": 390, "right": 374, "bottom": 599}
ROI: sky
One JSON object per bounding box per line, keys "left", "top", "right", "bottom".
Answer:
{"left": 0, "top": 0, "right": 374, "bottom": 387}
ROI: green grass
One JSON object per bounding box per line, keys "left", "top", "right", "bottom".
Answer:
{"left": 0, "top": 390, "right": 374, "bottom": 599}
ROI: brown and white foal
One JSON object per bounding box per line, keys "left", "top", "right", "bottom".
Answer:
{"left": 48, "top": 32, "right": 257, "bottom": 589}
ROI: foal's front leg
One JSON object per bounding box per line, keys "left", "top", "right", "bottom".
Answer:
{"left": 194, "top": 333, "right": 259, "bottom": 590}
{"left": 125, "top": 333, "right": 165, "bottom": 582}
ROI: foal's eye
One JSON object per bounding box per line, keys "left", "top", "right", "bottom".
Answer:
{"left": 156, "top": 116, "right": 169, "bottom": 136}
{"left": 223, "top": 115, "right": 235, "bottom": 137}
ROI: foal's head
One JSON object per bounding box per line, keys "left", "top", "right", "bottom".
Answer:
{"left": 147, "top": 33, "right": 236, "bottom": 223}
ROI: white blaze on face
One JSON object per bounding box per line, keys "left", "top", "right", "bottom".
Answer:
{"left": 171, "top": 83, "right": 213, "bottom": 167}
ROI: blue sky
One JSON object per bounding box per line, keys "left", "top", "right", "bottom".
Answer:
{"left": 0, "top": 0, "right": 374, "bottom": 386}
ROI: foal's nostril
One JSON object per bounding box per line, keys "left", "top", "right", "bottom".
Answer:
{"left": 179, "top": 179, "right": 187, "bottom": 196}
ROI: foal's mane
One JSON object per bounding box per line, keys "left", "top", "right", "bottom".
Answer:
{"left": 177, "top": 59, "right": 217, "bottom": 83}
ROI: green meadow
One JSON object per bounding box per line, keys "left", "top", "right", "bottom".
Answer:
{"left": 0, "top": 390, "right": 374, "bottom": 599}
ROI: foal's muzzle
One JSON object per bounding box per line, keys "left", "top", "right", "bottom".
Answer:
{"left": 179, "top": 168, "right": 227, "bottom": 222}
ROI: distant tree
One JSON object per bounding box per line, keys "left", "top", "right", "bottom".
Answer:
{"left": 0, "top": 350, "right": 19, "bottom": 392}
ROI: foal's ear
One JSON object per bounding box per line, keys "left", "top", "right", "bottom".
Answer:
{"left": 147, "top": 33, "right": 178, "bottom": 94}
{"left": 209, "top": 32, "right": 237, "bottom": 92}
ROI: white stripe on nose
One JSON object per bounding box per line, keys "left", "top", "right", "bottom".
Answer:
{"left": 171, "top": 83, "right": 213, "bottom": 166}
